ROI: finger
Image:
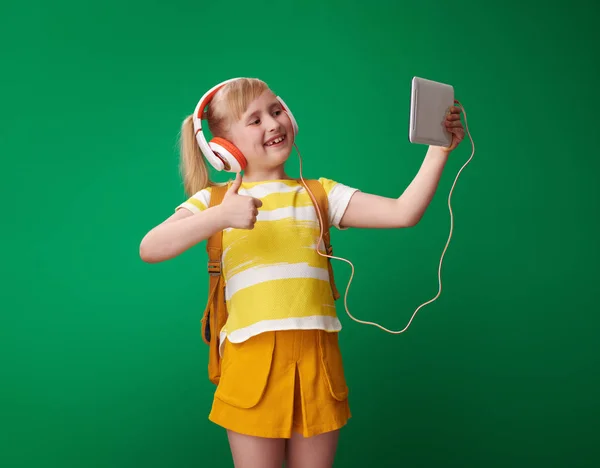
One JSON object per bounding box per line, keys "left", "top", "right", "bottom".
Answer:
{"left": 448, "top": 105, "right": 461, "bottom": 114}
{"left": 451, "top": 129, "right": 465, "bottom": 140}
{"left": 227, "top": 172, "right": 242, "bottom": 195}
{"left": 445, "top": 113, "right": 461, "bottom": 121}
{"left": 445, "top": 120, "right": 463, "bottom": 128}
{"left": 448, "top": 126, "right": 464, "bottom": 135}
{"left": 253, "top": 198, "right": 263, "bottom": 208}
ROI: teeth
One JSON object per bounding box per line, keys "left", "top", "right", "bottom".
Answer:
{"left": 266, "top": 136, "right": 285, "bottom": 146}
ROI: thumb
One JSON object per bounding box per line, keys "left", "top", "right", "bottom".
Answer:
{"left": 226, "top": 172, "right": 242, "bottom": 195}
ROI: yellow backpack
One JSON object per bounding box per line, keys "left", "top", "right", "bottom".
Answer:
{"left": 200, "top": 179, "right": 340, "bottom": 384}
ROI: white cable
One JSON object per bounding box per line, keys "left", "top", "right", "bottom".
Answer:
{"left": 298, "top": 101, "right": 475, "bottom": 334}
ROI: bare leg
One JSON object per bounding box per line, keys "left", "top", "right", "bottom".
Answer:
{"left": 285, "top": 429, "right": 340, "bottom": 468}
{"left": 227, "top": 430, "right": 286, "bottom": 468}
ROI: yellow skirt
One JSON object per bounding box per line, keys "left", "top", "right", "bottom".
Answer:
{"left": 208, "top": 329, "right": 351, "bottom": 439}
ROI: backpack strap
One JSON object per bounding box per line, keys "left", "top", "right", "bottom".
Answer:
{"left": 201, "top": 183, "right": 230, "bottom": 385}
{"left": 301, "top": 179, "right": 341, "bottom": 301}
{"left": 202, "top": 184, "right": 228, "bottom": 345}
{"left": 206, "top": 183, "right": 227, "bottom": 282}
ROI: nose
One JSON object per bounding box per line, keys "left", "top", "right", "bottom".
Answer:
{"left": 264, "top": 113, "right": 281, "bottom": 132}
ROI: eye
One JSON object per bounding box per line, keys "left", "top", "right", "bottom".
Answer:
{"left": 249, "top": 118, "right": 260, "bottom": 125}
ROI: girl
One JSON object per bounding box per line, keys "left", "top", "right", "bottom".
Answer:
{"left": 140, "top": 78, "right": 465, "bottom": 468}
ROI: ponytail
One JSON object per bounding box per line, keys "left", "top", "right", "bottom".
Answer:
{"left": 179, "top": 115, "right": 214, "bottom": 197}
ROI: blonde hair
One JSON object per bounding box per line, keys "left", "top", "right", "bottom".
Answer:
{"left": 179, "top": 78, "right": 270, "bottom": 196}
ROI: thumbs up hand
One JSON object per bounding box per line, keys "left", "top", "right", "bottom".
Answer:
{"left": 219, "top": 173, "right": 263, "bottom": 230}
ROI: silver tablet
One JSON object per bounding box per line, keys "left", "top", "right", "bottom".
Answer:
{"left": 409, "top": 76, "right": 455, "bottom": 147}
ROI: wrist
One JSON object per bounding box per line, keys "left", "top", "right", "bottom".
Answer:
{"left": 427, "top": 145, "right": 451, "bottom": 160}
{"left": 208, "top": 204, "right": 230, "bottom": 231}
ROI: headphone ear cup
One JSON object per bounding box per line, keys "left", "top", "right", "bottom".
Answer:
{"left": 276, "top": 96, "right": 298, "bottom": 138}
{"left": 209, "top": 137, "right": 247, "bottom": 173}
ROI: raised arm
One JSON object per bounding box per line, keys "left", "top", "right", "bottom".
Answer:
{"left": 340, "top": 147, "right": 449, "bottom": 228}
{"left": 339, "top": 106, "right": 465, "bottom": 229}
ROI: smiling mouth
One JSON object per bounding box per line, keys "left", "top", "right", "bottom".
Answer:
{"left": 264, "top": 135, "right": 286, "bottom": 147}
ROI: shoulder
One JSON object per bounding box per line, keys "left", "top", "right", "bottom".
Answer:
{"left": 313, "top": 177, "right": 360, "bottom": 229}
{"left": 315, "top": 177, "right": 359, "bottom": 199}
{"left": 315, "top": 177, "right": 338, "bottom": 194}
{"left": 175, "top": 184, "right": 226, "bottom": 214}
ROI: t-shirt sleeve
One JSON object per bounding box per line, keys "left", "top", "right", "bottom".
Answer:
{"left": 318, "top": 178, "right": 359, "bottom": 230}
{"left": 175, "top": 187, "right": 212, "bottom": 214}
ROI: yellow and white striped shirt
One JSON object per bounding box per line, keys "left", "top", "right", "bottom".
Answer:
{"left": 177, "top": 178, "right": 358, "bottom": 351}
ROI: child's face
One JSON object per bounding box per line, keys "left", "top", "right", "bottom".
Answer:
{"left": 228, "top": 90, "right": 294, "bottom": 171}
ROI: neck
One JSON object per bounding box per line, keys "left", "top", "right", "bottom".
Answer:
{"left": 242, "top": 165, "right": 291, "bottom": 183}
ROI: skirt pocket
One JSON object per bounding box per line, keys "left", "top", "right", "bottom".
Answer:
{"left": 318, "top": 330, "right": 349, "bottom": 401}
{"left": 214, "top": 332, "right": 276, "bottom": 409}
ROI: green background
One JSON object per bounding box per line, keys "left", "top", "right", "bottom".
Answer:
{"left": 2, "top": 0, "right": 599, "bottom": 466}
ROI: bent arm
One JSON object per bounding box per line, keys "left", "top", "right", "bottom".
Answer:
{"left": 139, "top": 206, "right": 226, "bottom": 263}
{"left": 340, "top": 146, "right": 449, "bottom": 229}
